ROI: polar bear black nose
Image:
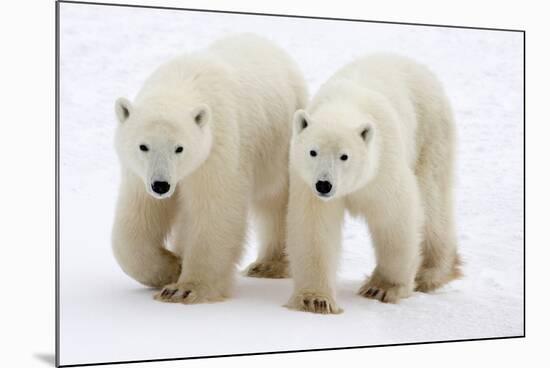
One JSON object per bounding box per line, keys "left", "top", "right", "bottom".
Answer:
{"left": 152, "top": 181, "right": 171, "bottom": 195}
{"left": 315, "top": 180, "right": 333, "bottom": 195}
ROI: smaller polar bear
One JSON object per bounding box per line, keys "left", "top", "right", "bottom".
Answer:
{"left": 286, "top": 54, "right": 461, "bottom": 314}
{"left": 112, "top": 34, "right": 307, "bottom": 304}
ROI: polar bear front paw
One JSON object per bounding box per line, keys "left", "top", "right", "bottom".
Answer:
{"left": 358, "top": 275, "right": 413, "bottom": 304}
{"left": 285, "top": 291, "right": 342, "bottom": 314}
{"left": 154, "top": 282, "right": 225, "bottom": 304}
{"left": 244, "top": 260, "right": 290, "bottom": 279}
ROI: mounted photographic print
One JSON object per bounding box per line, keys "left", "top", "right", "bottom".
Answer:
{"left": 56, "top": 1, "right": 525, "bottom": 366}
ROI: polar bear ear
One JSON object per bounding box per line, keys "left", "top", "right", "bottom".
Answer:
{"left": 115, "top": 97, "right": 132, "bottom": 124}
{"left": 191, "top": 104, "right": 211, "bottom": 128}
{"left": 359, "top": 124, "right": 373, "bottom": 143}
{"left": 293, "top": 109, "right": 310, "bottom": 136}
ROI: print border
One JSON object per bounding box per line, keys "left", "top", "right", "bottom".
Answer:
{"left": 55, "top": 1, "right": 526, "bottom": 366}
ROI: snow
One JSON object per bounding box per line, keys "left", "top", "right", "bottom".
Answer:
{"left": 58, "top": 3, "right": 524, "bottom": 366}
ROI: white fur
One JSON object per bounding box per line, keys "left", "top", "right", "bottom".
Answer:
{"left": 286, "top": 54, "right": 461, "bottom": 314}
{"left": 112, "top": 34, "right": 307, "bottom": 303}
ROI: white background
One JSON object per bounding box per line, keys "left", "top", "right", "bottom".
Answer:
{"left": 0, "top": 1, "right": 547, "bottom": 368}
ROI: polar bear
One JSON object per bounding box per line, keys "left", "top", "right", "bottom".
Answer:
{"left": 285, "top": 54, "right": 461, "bottom": 314}
{"left": 112, "top": 34, "right": 307, "bottom": 304}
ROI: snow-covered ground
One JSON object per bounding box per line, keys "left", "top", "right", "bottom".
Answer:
{"left": 58, "top": 3, "right": 524, "bottom": 366}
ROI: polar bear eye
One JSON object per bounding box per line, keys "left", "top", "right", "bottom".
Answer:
{"left": 310, "top": 150, "right": 317, "bottom": 157}
{"left": 175, "top": 146, "right": 184, "bottom": 154}
{"left": 340, "top": 154, "right": 348, "bottom": 161}
{"left": 139, "top": 144, "right": 149, "bottom": 152}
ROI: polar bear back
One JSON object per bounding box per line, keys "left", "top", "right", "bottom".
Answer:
{"left": 206, "top": 33, "right": 307, "bottom": 161}
{"left": 312, "top": 54, "right": 453, "bottom": 169}
{"left": 207, "top": 34, "right": 307, "bottom": 195}
{"left": 133, "top": 34, "right": 306, "bottom": 194}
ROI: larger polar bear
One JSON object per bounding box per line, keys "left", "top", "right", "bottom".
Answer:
{"left": 112, "top": 34, "right": 307, "bottom": 303}
{"left": 286, "top": 54, "right": 461, "bottom": 314}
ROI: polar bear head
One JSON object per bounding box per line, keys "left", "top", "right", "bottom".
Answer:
{"left": 290, "top": 103, "right": 379, "bottom": 200}
{"left": 114, "top": 97, "right": 213, "bottom": 199}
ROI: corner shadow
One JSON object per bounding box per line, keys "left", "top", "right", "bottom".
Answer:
{"left": 33, "top": 353, "right": 55, "bottom": 366}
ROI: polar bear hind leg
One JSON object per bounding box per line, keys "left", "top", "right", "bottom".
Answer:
{"left": 415, "top": 113, "right": 462, "bottom": 292}
{"left": 245, "top": 185, "right": 290, "bottom": 279}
